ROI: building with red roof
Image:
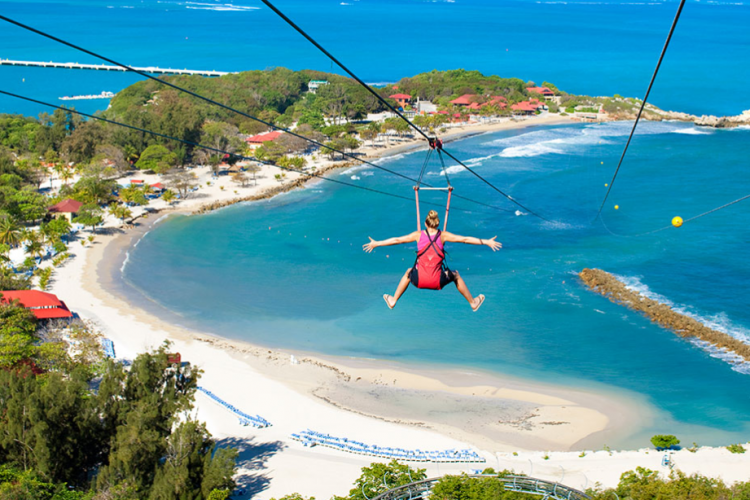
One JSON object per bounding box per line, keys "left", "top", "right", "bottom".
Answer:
{"left": 150, "top": 183, "right": 165, "bottom": 192}
{"left": 511, "top": 100, "right": 545, "bottom": 115}
{"left": 245, "top": 131, "right": 284, "bottom": 149}
{"left": 1, "top": 290, "right": 74, "bottom": 320}
{"left": 389, "top": 93, "right": 412, "bottom": 108}
{"left": 451, "top": 94, "right": 509, "bottom": 112}
{"left": 526, "top": 86, "right": 555, "bottom": 99}
{"left": 246, "top": 131, "right": 283, "bottom": 144}
{"left": 450, "top": 94, "right": 478, "bottom": 106}
{"left": 48, "top": 199, "right": 83, "bottom": 221}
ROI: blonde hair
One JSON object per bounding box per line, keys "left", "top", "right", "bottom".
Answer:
{"left": 425, "top": 210, "right": 440, "bottom": 229}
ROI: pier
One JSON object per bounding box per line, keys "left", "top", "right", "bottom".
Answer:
{"left": 1, "top": 58, "right": 234, "bottom": 77}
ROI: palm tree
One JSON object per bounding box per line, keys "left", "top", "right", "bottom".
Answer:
{"left": 59, "top": 167, "right": 74, "bottom": 186}
{"left": 0, "top": 218, "right": 23, "bottom": 248}
{"left": 109, "top": 205, "right": 132, "bottom": 225}
{"left": 26, "top": 239, "right": 45, "bottom": 262}
{"left": 161, "top": 190, "right": 176, "bottom": 205}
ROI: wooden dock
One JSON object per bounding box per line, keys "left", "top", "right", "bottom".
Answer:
{"left": 0, "top": 59, "right": 234, "bottom": 77}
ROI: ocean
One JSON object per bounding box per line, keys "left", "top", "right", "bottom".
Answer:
{"left": 2, "top": 0, "right": 750, "bottom": 448}
{"left": 122, "top": 120, "right": 750, "bottom": 448}
{"left": 0, "top": 0, "right": 749, "bottom": 117}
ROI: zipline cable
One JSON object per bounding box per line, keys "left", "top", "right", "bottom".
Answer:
{"left": 596, "top": 0, "right": 687, "bottom": 217}
{"left": 440, "top": 148, "right": 551, "bottom": 221}
{"left": 0, "top": 15, "right": 511, "bottom": 214}
{"left": 259, "top": 0, "right": 431, "bottom": 143}
{"left": 1, "top": 89, "right": 484, "bottom": 212}
{"left": 259, "top": 0, "right": 550, "bottom": 220}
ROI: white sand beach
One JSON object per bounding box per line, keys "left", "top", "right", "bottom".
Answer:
{"left": 43, "top": 114, "right": 750, "bottom": 497}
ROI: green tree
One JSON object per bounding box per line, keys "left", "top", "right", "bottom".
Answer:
{"left": 161, "top": 189, "right": 176, "bottom": 205}
{"left": 650, "top": 435, "right": 680, "bottom": 450}
{"left": 119, "top": 186, "right": 148, "bottom": 206}
{"left": 0, "top": 300, "right": 37, "bottom": 367}
{"left": 0, "top": 217, "right": 23, "bottom": 247}
{"left": 73, "top": 166, "right": 116, "bottom": 205}
{"left": 297, "top": 108, "right": 326, "bottom": 130}
{"left": 341, "top": 461, "right": 426, "bottom": 500}
{"left": 148, "top": 420, "right": 237, "bottom": 500}
{"left": 73, "top": 205, "right": 104, "bottom": 233}
{"left": 108, "top": 205, "right": 133, "bottom": 224}
{"left": 135, "top": 145, "right": 177, "bottom": 174}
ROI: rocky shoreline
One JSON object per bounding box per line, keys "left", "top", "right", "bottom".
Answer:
{"left": 191, "top": 160, "right": 357, "bottom": 215}
{"left": 611, "top": 107, "right": 750, "bottom": 129}
{"left": 579, "top": 268, "right": 750, "bottom": 363}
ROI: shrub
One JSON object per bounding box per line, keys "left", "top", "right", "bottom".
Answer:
{"left": 727, "top": 443, "right": 746, "bottom": 454}
{"left": 579, "top": 451, "right": 586, "bottom": 458}
{"left": 651, "top": 435, "right": 680, "bottom": 450}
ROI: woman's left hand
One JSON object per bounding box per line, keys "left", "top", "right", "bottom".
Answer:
{"left": 485, "top": 236, "right": 502, "bottom": 251}
{"left": 363, "top": 237, "right": 378, "bottom": 253}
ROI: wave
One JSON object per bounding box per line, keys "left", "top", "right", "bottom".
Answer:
{"left": 478, "top": 121, "right": 710, "bottom": 162}
{"left": 184, "top": 2, "right": 258, "bottom": 11}
{"left": 670, "top": 127, "right": 713, "bottom": 135}
{"left": 350, "top": 175, "right": 361, "bottom": 180}
{"left": 120, "top": 251, "right": 131, "bottom": 273}
{"left": 501, "top": 142, "right": 564, "bottom": 158}
{"left": 339, "top": 164, "right": 371, "bottom": 176}
{"left": 426, "top": 165, "right": 466, "bottom": 176}
{"left": 690, "top": 339, "right": 750, "bottom": 375}
{"left": 616, "top": 274, "right": 750, "bottom": 370}
{"left": 372, "top": 153, "right": 407, "bottom": 165}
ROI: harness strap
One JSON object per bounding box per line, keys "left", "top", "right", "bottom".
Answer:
{"left": 414, "top": 187, "right": 421, "bottom": 232}
{"left": 415, "top": 230, "right": 445, "bottom": 260}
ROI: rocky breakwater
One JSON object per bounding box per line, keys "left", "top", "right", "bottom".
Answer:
{"left": 579, "top": 268, "right": 750, "bottom": 363}
{"left": 693, "top": 110, "right": 750, "bottom": 128}
{"left": 657, "top": 109, "right": 750, "bottom": 129}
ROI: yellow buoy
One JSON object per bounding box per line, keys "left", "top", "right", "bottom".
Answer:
{"left": 614, "top": 205, "right": 619, "bottom": 210}
{"left": 605, "top": 183, "right": 608, "bottom": 187}
{"left": 672, "top": 216, "right": 683, "bottom": 228}
{"left": 601, "top": 161, "right": 604, "bottom": 165}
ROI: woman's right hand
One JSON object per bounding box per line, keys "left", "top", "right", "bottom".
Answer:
{"left": 363, "top": 237, "right": 378, "bottom": 253}
{"left": 485, "top": 236, "right": 502, "bottom": 251}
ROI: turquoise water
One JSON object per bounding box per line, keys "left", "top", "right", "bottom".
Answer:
{"left": 123, "top": 120, "right": 750, "bottom": 448}
{"left": 1, "top": 0, "right": 750, "bottom": 117}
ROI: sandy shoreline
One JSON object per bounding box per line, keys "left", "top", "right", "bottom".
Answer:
{"left": 48, "top": 115, "right": 750, "bottom": 496}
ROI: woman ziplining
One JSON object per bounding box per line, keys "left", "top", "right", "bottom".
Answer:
{"left": 363, "top": 206, "right": 502, "bottom": 312}
{"left": 363, "top": 139, "right": 501, "bottom": 311}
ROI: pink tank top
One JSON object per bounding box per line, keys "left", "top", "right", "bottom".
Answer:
{"left": 415, "top": 230, "right": 445, "bottom": 289}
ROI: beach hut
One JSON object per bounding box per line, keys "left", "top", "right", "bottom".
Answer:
{"left": 48, "top": 199, "right": 83, "bottom": 222}
{"left": 0, "top": 290, "right": 74, "bottom": 320}
{"left": 150, "top": 182, "right": 165, "bottom": 193}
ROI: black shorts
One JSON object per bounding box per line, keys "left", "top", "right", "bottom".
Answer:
{"left": 409, "top": 267, "right": 457, "bottom": 290}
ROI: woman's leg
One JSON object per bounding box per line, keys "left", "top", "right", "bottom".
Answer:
{"left": 385, "top": 268, "right": 412, "bottom": 308}
{"left": 453, "top": 271, "right": 474, "bottom": 304}
{"left": 453, "top": 271, "right": 484, "bottom": 310}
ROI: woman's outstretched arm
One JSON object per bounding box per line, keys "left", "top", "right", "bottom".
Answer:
{"left": 363, "top": 231, "right": 420, "bottom": 253}
{"left": 442, "top": 231, "right": 502, "bottom": 251}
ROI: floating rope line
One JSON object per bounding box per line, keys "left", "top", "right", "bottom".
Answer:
{"left": 596, "top": 0, "right": 687, "bottom": 217}
{"left": 0, "top": 89, "right": 494, "bottom": 215}
{"left": 598, "top": 191, "right": 750, "bottom": 238}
